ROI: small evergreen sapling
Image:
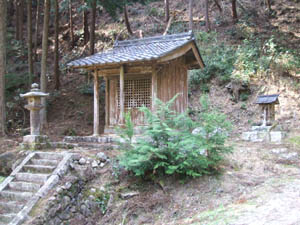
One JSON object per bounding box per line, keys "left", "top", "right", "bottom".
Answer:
{"left": 118, "top": 95, "right": 232, "bottom": 178}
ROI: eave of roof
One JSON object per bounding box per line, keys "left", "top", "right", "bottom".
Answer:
{"left": 67, "top": 31, "right": 204, "bottom": 69}
{"left": 256, "top": 94, "right": 280, "bottom": 104}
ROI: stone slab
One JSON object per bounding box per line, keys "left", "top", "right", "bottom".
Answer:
{"left": 241, "top": 131, "right": 286, "bottom": 143}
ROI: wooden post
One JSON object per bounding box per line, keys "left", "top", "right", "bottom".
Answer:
{"left": 151, "top": 66, "right": 158, "bottom": 111}
{"left": 93, "top": 70, "right": 100, "bottom": 136}
{"left": 104, "top": 77, "right": 109, "bottom": 128}
{"left": 119, "top": 65, "right": 125, "bottom": 124}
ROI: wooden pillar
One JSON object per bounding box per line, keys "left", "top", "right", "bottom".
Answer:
{"left": 93, "top": 70, "right": 100, "bottom": 136}
{"left": 104, "top": 77, "right": 109, "bottom": 127}
{"left": 119, "top": 65, "right": 125, "bottom": 124}
{"left": 151, "top": 66, "right": 158, "bottom": 111}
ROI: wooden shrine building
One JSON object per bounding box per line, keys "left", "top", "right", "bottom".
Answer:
{"left": 67, "top": 31, "right": 205, "bottom": 135}
{"left": 255, "top": 94, "right": 279, "bottom": 126}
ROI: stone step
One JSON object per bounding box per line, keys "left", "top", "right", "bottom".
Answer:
{"left": 0, "top": 190, "right": 33, "bottom": 202}
{"left": 30, "top": 159, "right": 59, "bottom": 167}
{"left": 15, "top": 172, "right": 49, "bottom": 184}
{"left": 8, "top": 181, "right": 41, "bottom": 192}
{"left": 0, "top": 213, "right": 16, "bottom": 224}
{"left": 34, "top": 152, "right": 63, "bottom": 161}
{"left": 0, "top": 201, "right": 24, "bottom": 213}
{"left": 63, "top": 135, "right": 115, "bottom": 144}
{"left": 73, "top": 142, "right": 117, "bottom": 150}
{"left": 22, "top": 164, "right": 55, "bottom": 174}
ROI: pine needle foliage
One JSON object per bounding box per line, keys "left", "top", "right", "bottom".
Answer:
{"left": 118, "top": 95, "right": 232, "bottom": 178}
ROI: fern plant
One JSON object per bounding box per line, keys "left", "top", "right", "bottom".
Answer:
{"left": 118, "top": 95, "right": 232, "bottom": 178}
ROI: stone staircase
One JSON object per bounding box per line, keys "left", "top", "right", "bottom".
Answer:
{"left": 0, "top": 152, "right": 73, "bottom": 225}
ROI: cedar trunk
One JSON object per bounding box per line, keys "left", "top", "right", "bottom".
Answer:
{"left": 90, "top": 0, "right": 96, "bottom": 55}
{"left": 124, "top": 5, "right": 133, "bottom": 36}
{"left": 214, "top": 0, "right": 222, "bottom": 13}
{"left": 34, "top": 0, "right": 41, "bottom": 60}
{"left": 205, "top": 0, "right": 210, "bottom": 32}
{"left": 189, "top": 0, "right": 193, "bottom": 30}
{"left": 40, "top": 0, "right": 51, "bottom": 127}
{"left": 69, "top": 0, "right": 74, "bottom": 48}
{"left": 0, "top": 0, "right": 6, "bottom": 135}
{"left": 83, "top": 0, "right": 89, "bottom": 44}
{"left": 54, "top": 0, "right": 60, "bottom": 90}
{"left": 18, "top": 0, "right": 23, "bottom": 41}
{"left": 27, "top": 0, "right": 33, "bottom": 85}
{"left": 232, "top": 0, "right": 238, "bottom": 22}
{"left": 164, "top": 0, "right": 169, "bottom": 22}
{"left": 15, "top": 0, "right": 20, "bottom": 40}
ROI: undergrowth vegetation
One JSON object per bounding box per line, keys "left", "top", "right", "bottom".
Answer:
{"left": 189, "top": 31, "right": 300, "bottom": 90}
{"left": 118, "top": 95, "right": 232, "bottom": 178}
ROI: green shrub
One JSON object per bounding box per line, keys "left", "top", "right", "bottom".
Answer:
{"left": 189, "top": 32, "right": 236, "bottom": 90}
{"left": 118, "top": 95, "right": 232, "bottom": 178}
{"left": 0, "top": 176, "right": 5, "bottom": 183}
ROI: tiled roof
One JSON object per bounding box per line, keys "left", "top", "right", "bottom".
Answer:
{"left": 67, "top": 31, "right": 201, "bottom": 68}
{"left": 256, "top": 94, "right": 279, "bottom": 104}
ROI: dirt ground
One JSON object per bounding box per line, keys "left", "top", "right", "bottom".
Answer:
{"left": 65, "top": 134, "right": 299, "bottom": 225}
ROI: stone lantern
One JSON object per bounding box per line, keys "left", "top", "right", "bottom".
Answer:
{"left": 20, "top": 83, "right": 49, "bottom": 149}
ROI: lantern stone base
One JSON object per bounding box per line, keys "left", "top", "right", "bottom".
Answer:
{"left": 241, "top": 131, "right": 286, "bottom": 143}
{"left": 21, "top": 135, "right": 51, "bottom": 150}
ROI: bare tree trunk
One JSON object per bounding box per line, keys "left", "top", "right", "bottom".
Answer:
{"left": 163, "top": 15, "right": 173, "bottom": 35}
{"left": 232, "top": 0, "right": 238, "bottom": 22}
{"left": 164, "top": 0, "right": 169, "bottom": 22}
{"left": 213, "top": 0, "right": 222, "bottom": 13}
{"left": 15, "top": 0, "right": 20, "bottom": 40}
{"left": 189, "top": 0, "right": 193, "bottom": 30}
{"left": 54, "top": 0, "right": 60, "bottom": 90}
{"left": 205, "top": 0, "right": 210, "bottom": 32}
{"left": 27, "top": 0, "right": 33, "bottom": 86}
{"left": 69, "top": 0, "right": 74, "bottom": 48}
{"left": 124, "top": 5, "right": 133, "bottom": 35}
{"left": 0, "top": 0, "right": 6, "bottom": 135}
{"left": 266, "top": 0, "right": 271, "bottom": 11}
{"left": 40, "top": 0, "right": 50, "bottom": 128}
{"left": 34, "top": 0, "right": 41, "bottom": 61}
{"left": 18, "top": 0, "right": 24, "bottom": 41}
{"left": 90, "top": 0, "right": 96, "bottom": 55}
{"left": 83, "top": 0, "right": 89, "bottom": 44}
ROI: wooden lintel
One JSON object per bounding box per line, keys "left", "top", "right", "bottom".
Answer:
{"left": 93, "top": 70, "right": 100, "bottom": 136}
{"left": 119, "top": 65, "right": 125, "bottom": 124}
{"left": 71, "top": 61, "right": 155, "bottom": 71}
{"left": 97, "top": 66, "right": 152, "bottom": 76}
{"left": 158, "top": 42, "right": 193, "bottom": 63}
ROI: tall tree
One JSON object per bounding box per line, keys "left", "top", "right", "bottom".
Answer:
{"left": 27, "top": 0, "right": 33, "bottom": 86}
{"left": 266, "top": 0, "right": 271, "bottom": 11}
{"left": 40, "top": 0, "right": 50, "bottom": 127}
{"left": 205, "top": 0, "right": 210, "bottom": 32}
{"left": 15, "top": 0, "right": 20, "bottom": 40}
{"left": 54, "top": 0, "right": 60, "bottom": 90}
{"left": 189, "top": 0, "right": 193, "bottom": 30}
{"left": 0, "top": 0, "right": 6, "bottom": 135}
{"left": 83, "top": 0, "right": 89, "bottom": 44}
{"left": 232, "top": 0, "right": 238, "bottom": 22}
{"left": 124, "top": 4, "right": 133, "bottom": 35}
{"left": 18, "top": 0, "right": 24, "bottom": 41}
{"left": 69, "top": 0, "right": 74, "bottom": 48}
{"left": 90, "top": 0, "right": 96, "bottom": 55}
{"left": 213, "top": 0, "right": 222, "bottom": 13}
{"left": 34, "top": 0, "right": 41, "bottom": 60}
{"left": 164, "top": 0, "right": 169, "bottom": 22}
